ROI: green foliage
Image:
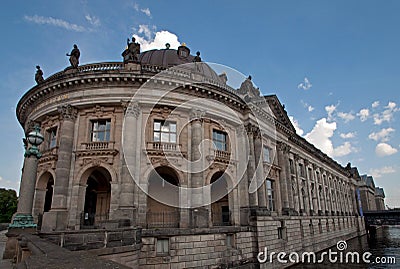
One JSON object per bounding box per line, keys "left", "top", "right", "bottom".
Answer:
{"left": 0, "top": 188, "right": 18, "bottom": 223}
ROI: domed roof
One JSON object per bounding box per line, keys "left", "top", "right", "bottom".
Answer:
{"left": 138, "top": 46, "right": 223, "bottom": 83}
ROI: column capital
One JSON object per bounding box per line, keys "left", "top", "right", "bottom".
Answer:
{"left": 122, "top": 101, "right": 141, "bottom": 118}
{"left": 277, "top": 141, "right": 291, "bottom": 154}
{"left": 58, "top": 104, "right": 77, "bottom": 121}
{"left": 190, "top": 108, "right": 206, "bottom": 121}
{"left": 245, "top": 123, "right": 261, "bottom": 138}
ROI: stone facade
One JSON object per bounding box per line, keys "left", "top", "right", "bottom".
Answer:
{"left": 12, "top": 44, "right": 375, "bottom": 268}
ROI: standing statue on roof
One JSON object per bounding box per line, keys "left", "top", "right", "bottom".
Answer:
{"left": 35, "top": 65, "right": 44, "bottom": 84}
{"left": 122, "top": 37, "right": 141, "bottom": 63}
{"left": 66, "top": 44, "right": 80, "bottom": 68}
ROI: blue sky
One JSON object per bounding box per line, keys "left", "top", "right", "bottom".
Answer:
{"left": 0, "top": 1, "right": 399, "bottom": 207}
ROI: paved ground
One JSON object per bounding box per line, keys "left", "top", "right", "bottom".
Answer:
{"left": 0, "top": 230, "right": 13, "bottom": 269}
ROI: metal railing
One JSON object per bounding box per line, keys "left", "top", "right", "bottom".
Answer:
{"left": 146, "top": 210, "right": 180, "bottom": 228}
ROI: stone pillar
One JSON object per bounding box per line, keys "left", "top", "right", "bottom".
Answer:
{"left": 277, "top": 141, "right": 291, "bottom": 214}
{"left": 253, "top": 132, "right": 266, "bottom": 208}
{"left": 42, "top": 105, "right": 76, "bottom": 231}
{"left": 246, "top": 124, "right": 258, "bottom": 207}
{"left": 189, "top": 109, "right": 208, "bottom": 228}
{"left": 117, "top": 102, "right": 140, "bottom": 224}
{"left": 10, "top": 155, "right": 39, "bottom": 228}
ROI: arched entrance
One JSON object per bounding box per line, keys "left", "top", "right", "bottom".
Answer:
{"left": 83, "top": 168, "right": 111, "bottom": 227}
{"left": 43, "top": 177, "right": 54, "bottom": 212}
{"left": 33, "top": 172, "right": 55, "bottom": 226}
{"left": 147, "top": 166, "right": 179, "bottom": 228}
{"left": 210, "top": 172, "right": 231, "bottom": 226}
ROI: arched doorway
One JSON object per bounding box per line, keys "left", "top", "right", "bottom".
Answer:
{"left": 83, "top": 168, "right": 111, "bottom": 227}
{"left": 33, "top": 172, "right": 55, "bottom": 226}
{"left": 210, "top": 172, "right": 231, "bottom": 226}
{"left": 147, "top": 166, "right": 179, "bottom": 228}
{"left": 43, "top": 177, "right": 54, "bottom": 212}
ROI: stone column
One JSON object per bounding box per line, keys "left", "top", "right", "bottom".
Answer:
{"left": 277, "top": 141, "right": 291, "bottom": 214}
{"left": 189, "top": 109, "right": 208, "bottom": 228}
{"left": 253, "top": 132, "right": 266, "bottom": 208}
{"left": 42, "top": 105, "right": 76, "bottom": 231}
{"left": 246, "top": 124, "right": 258, "bottom": 207}
{"left": 118, "top": 102, "right": 140, "bottom": 224}
{"left": 10, "top": 152, "right": 41, "bottom": 228}
{"left": 305, "top": 162, "right": 314, "bottom": 215}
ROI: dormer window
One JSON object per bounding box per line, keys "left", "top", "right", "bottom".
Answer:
{"left": 177, "top": 45, "right": 190, "bottom": 59}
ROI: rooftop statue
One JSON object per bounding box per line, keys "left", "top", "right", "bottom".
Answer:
{"left": 193, "top": 51, "right": 202, "bottom": 62}
{"left": 237, "top": 75, "right": 261, "bottom": 99}
{"left": 122, "top": 37, "right": 141, "bottom": 63}
{"left": 66, "top": 44, "right": 80, "bottom": 68}
{"left": 35, "top": 65, "right": 44, "bottom": 84}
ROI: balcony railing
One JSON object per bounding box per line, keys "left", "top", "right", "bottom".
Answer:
{"left": 146, "top": 210, "right": 180, "bottom": 228}
{"left": 215, "top": 149, "right": 231, "bottom": 160}
{"left": 146, "top": 141, "right": 180, "bottom": 152}
{"left": 82, "top": 141, "right": 114, "bottom": 150}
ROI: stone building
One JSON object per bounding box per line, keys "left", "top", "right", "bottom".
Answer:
{"left": 13, "top": 42, "right": 371, "bottom": 268}
{"left": 374, "top": 187, "right": 385, "bottom": 211}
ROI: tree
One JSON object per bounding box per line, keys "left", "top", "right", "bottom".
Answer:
{"left": 0, "top": 188, "right": 18, "bottom": 223}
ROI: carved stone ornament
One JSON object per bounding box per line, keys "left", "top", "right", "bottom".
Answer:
{"left": 190, "top": 108, "right": 206, "bottom": 121}
{"left": 58, "top": 104, "right": 77, "bottom": 120}
{"left": 277, "top": 141, "right": 291, "bottom": 154}
{"left": 122, "top": 101, "right": 141, "bottom": 118}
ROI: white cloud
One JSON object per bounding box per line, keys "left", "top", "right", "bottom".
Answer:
{"left": 137, "top": 24, "right": 152, "bottom": 39}
{"left": 289, "top": 116, "right": 304, "bottom": 136}
{"left": 24, "top": 15, "right": 87, "bottom": 32}
{"left": 369, "top": 166, "right": 396, "bottom": 178}
{"left": 368, "top": 128, "right": 395, "bottom": 142}
{"left": 134, "top": 30, "right": 181, "bottom": 51}
{"left": 340, "top": 132, "right": 356, "bottom": 139}
{"left": 297, "top": 77, "right": 312, "bottom": 90}
{"left": 373, "top": 101, "right": 399, "bottom": 125}
{"left": 375, "top": 143, "right": 398, "bottom": 157}
{"left": 357, "top": 108, "right": 369, "bottom": 122}
{"left": 141, "top": 8, "right": 151, "bottom": 17}
{"left": 85, "top": 14, "right": 101, "bottom": 27}
{"left": 386, "top": 101, "right": 397, "bottom": 110}
{"left": 308, "top": 105, "right": 314, "bottom": 112}
{"left": 133, "top": 3, "right": 139, "bottom": 11}
{"left": 337, "top": 111, "right": 355, "bottom": 123}
{"left": 372, "top": 101, "right": 380, "bottom": 108}
{"left": 325, "top": 104, "right": 337, "bottom": 121}
{"left": 333, "top": 141, "right": 353, "bottom": 157}
{"left": 304, "top": 118, "right": 354, "bottom": 157}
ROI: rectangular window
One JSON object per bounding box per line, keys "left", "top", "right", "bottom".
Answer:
{"left": 91, "top": 119, "right": 111, "bottom": 142}
{"left": 156, "top": 238, "right": 169, "bottom": 255}
{"left": 47, "top": 127, "right": 57, "bottom": 149}
{"left": 299, "top": 163, "right": 305, "bottom": 177}
{"left": 263, "top": 146, "right": 271, "bottom": 163}
{"left": 212, "top": 130, "right": 227, "bottom": 151}
{"left": 266, "top": 179, "right": 275, "bottom": 211}
{"left": 153, "top": 120, "right": 177, "bottom": 143}
{"left": 289, "top": 159, "right": 294, "bottom": 174}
